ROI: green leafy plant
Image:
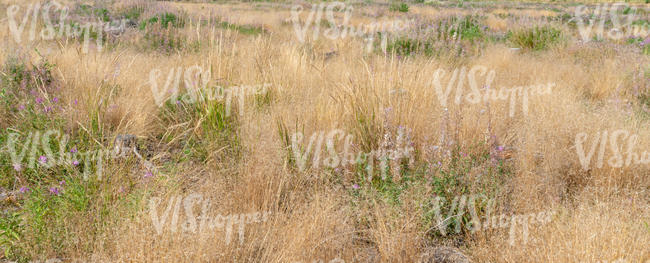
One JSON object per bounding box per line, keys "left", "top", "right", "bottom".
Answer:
{"left": 0, "top": 212, "right": 23, "bottom": 259}
{"left": 95, "top": 8, "right": 110, "bottom": 22}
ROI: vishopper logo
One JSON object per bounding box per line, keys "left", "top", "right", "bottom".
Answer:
{"left": 290, "top": 2, "right": 412, "bottom": 52}
{"left": 575, "top": 129, "right": 649, "bottom": 171}
{"left": 429, "top": 194, "right": 556, "bottom": 246}
{"left": 290, "top": 128, "right": 414, "bottom": 180}
{"left": 4, "top": 129, "right": 118, "bottom": 180}
{"left": 149, "top": 194, "right": 271, "bottom": 245}
{"left": 432, "top": 65, "right": 553, "bottom": 117}
{"left": 6, "top": 1, "right": 127, "bottom": 53}
{"left": 148, "top": 65, "right": 269, "bottom": 116}
{"left": 574, "top": 3, "right": 648, "bottom": 42}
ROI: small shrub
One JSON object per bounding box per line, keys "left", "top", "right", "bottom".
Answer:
{"left": 139, "top": 23, "right": 186, "bottom": 53}
{"left": 95, "top": 8, "right": 110, "bottom": 22}
{"left": 622, "top": 6, "right": 633, "bottom": 15}
{"left": 120, "top": 5, "right": 144, "bottom": 21}
{"left": 0, "top": 56, "right": 65, "bottom": 131}
{"left": 444, "top": 15, "right": 484, "bottom": 42}
{"left": 421, "top": 144, "right": 511, "bottom": 238}
{"left": 139, "top": 12, "right": 185, "bottom": 30}
{"left": 508, "top": 26, "right": 563, "bottom": 51}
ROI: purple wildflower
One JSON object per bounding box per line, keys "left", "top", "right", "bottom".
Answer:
{"left": 53, "top": 97, "right": 59, "bottom": 103}
{"left": 13, "top": 163, "right": 22, "bottom": 171}
{"left": 18, "top": 104, "right": 25, "bottom": 110}
{"left": 49, "top": 187, "right": 60, "bottom": 195}
{"left": 39, "top": 156, "right": 48, "bottom": 164}
{"left": 59, "top": 180, "right": 66, "bottom": 186}
{"left": 352, "top": 184, "right": 360, "bottom": 189}
{"left": 35, "top": 97, "right": 43, "bottom": 104}
{"left": 497, "top": 146, "right": 504, "bottom": 152}
{"left": 71, "top": 147, "right": 78, "bottom": 153}
{"left": 44, "top": 106, "right": 52, "bottom": 113}
{"left": 19, "top": 186, "right": 30, "bottom": 193}
{"left": 144, "top": 171, "right": 153, "bottom": 178}
{"left": 72, "top": 160, "right": 79, "bottom": 166}
{"left": 642, "top": 37, "right": 650, "bottom": 46}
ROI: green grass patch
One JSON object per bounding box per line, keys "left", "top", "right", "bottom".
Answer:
{"left": 139, "top": 12, "right": 186, "bottom": 30}
{"left": 389, "top": 2, "right": 409, "bottom": 13}
{"left": 508, "top": 25, "right": 563, "bottom": 51}
{"left": 217, "top": 21, "right": 265, "bottom": 36}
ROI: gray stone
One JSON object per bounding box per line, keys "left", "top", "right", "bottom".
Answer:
{"left": 113, "top": 134, "right": 138, "bottom": 157}
{"left": 419, "top": 246, "right": 471, "bottom": 263}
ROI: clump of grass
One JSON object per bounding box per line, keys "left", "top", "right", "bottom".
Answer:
{"left": 76, "top": 4, "right": 111, "bottom": 22}
{"left": 508, "top": 25, "right": 563, "bottom": 51}
{"left": 217, "top": 21, "right": 265, "bottom": 36}
{"left": 158, "top": 91, "right": 241, "bottom": 165}
{"left": 389, "top": 2, "right": 409, "bottom": 13}
{"left": 136, "top": 12, "right": 199, "bottom": 53}
{"left": 0, "top": 55, "right": 64, "bottom": 131}
{"left": 58, "top": 21, "right": 113, "bottom": 49}
{"left": 385, "top": 37, "right": 436, "bottom": 56}
{"left": 421, "top": 142, "right": 511, "bottom": 238}
{"left": 139, "top": 12, "right": 185, "bottom": 30}
{"left": 119, "top": 5, "right": 145, "bottom": 21}
{"left": 0, "top": 211, "right": 23, "bottom": 259}
{"left": 4, "top": 169, "right": 145, "bottom": 261}
{"left": 447, "top": 15, "right": 484, "bottom": 43}
{"left": 138, "top": 24, "right": 186, "bottom": 53}
{"left": 95, "top": 8, "right": 111, "bottom": 22}
{"left": 276, "top": 118, "right": 296, "bottom": 171}
{"left": 381, "top": 15, "right": 485, "bottom": 57}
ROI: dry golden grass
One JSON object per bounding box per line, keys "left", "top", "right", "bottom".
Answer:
{"left": 0, "top": 0, "right": 648, "bottom": 262}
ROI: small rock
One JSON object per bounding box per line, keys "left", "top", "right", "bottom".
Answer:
{"left": 419, "top": 246, "right": 470, "bottom": 263}
{"left": 324, "top": 50, "right": 339, "bottom": 61}
{"left": 114, "top": 134, "right": 138, "bottom": 157}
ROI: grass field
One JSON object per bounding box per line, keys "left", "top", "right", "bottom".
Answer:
{"left": 0, "top": 0, "right": 648, "bottom": 262}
